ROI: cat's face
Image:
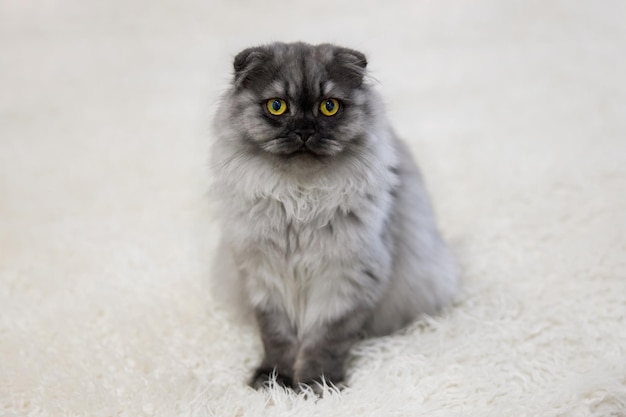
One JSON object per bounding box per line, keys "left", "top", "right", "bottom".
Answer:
{"left": 223, "top": 43, "right": 374, "bottom": 161}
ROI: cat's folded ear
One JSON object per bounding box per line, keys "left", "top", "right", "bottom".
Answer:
{"left": 330, "top": 46, "right": 368, "bottom": 88}
{"left": 334, "top": 47, "right": 368, "bottom": 69}
{"left": 233, "top": 46, "right": 271, "bottom": 89}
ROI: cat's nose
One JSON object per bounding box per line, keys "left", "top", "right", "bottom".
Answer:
{"left": 294, "top": 129, "right": 315, "bottom": 142}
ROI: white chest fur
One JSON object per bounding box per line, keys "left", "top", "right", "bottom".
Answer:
{"left": 224, "top": 184, "right": 389, "bottom": 334}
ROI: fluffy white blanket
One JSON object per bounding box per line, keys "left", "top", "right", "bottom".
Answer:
{"left": 1, "top": 1, "right": 624, "bottom": 415}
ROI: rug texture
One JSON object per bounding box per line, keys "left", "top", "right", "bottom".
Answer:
{"left": 1, "top": 0, "right": 625, "bottom": 416}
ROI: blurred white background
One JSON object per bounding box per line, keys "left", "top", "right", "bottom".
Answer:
{"left": 1, "top": 1, "right": 625, "bottom": 416}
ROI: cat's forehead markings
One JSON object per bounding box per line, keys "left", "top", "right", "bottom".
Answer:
{"left": 283, "top": 56, "right": 319, "bottom": 99}
{"left": 322, "top": 81, "right": 336, "bottom": 96}
{"left": 287, "top": 80, "right": 298, "bottom": 99}
{"left": 263, "top": 80, "right": 286, "bottom": 98}
{"left": 292, "top": 72, "right": 304, "bottom": 90}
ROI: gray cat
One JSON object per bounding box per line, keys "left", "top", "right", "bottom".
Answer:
{"left": 210, "top": 42, "right": 458, "bottom": 390}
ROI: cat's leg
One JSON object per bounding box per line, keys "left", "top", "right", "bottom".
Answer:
{"left": 250, "top": 307, "right": 299, "bottom": 389}
{"left": 293, "top": 307, "right": 370, "bottom": 390}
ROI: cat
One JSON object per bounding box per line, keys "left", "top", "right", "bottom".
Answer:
{"left": 210, "top": 42, "right": 458, "bottom": 390}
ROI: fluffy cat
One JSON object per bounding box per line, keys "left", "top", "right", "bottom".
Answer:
{"left": 210, "top": 42, "right": 458, "bottom": 390}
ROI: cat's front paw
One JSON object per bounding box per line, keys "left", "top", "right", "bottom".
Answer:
{"left": 250, "top": 365, "right": 294, "bottom": 390}
{"left": 293, "top": 360, "right": 346, "bottom": 394}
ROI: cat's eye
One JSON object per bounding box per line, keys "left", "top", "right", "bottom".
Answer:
{"left": 266, "top": 98, "right": 288, "bottom": 116}
{"left": 319, "top": 98, "right": 340, "bottom": 116}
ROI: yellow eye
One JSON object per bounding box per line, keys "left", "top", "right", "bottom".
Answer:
{"left": 319, "top": 98, "right": 340, "bottom": 116}
{"left": 266, "top": 98, "right": 287, "bottom": 115}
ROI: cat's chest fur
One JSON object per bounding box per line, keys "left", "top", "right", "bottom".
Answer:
{"left": 236, "top": 189, "right": 372, "bottom": 260}
{"left": 223, "top": 178, "right": 391, "bottom": 332}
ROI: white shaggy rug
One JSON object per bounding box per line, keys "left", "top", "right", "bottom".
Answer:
{"left": 1, "top": 0, "right": 625, "bottom": 416}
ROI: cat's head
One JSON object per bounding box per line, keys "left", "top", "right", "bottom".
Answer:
{"left": 221, "top": 42, "right": 377, "bottom": 161}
